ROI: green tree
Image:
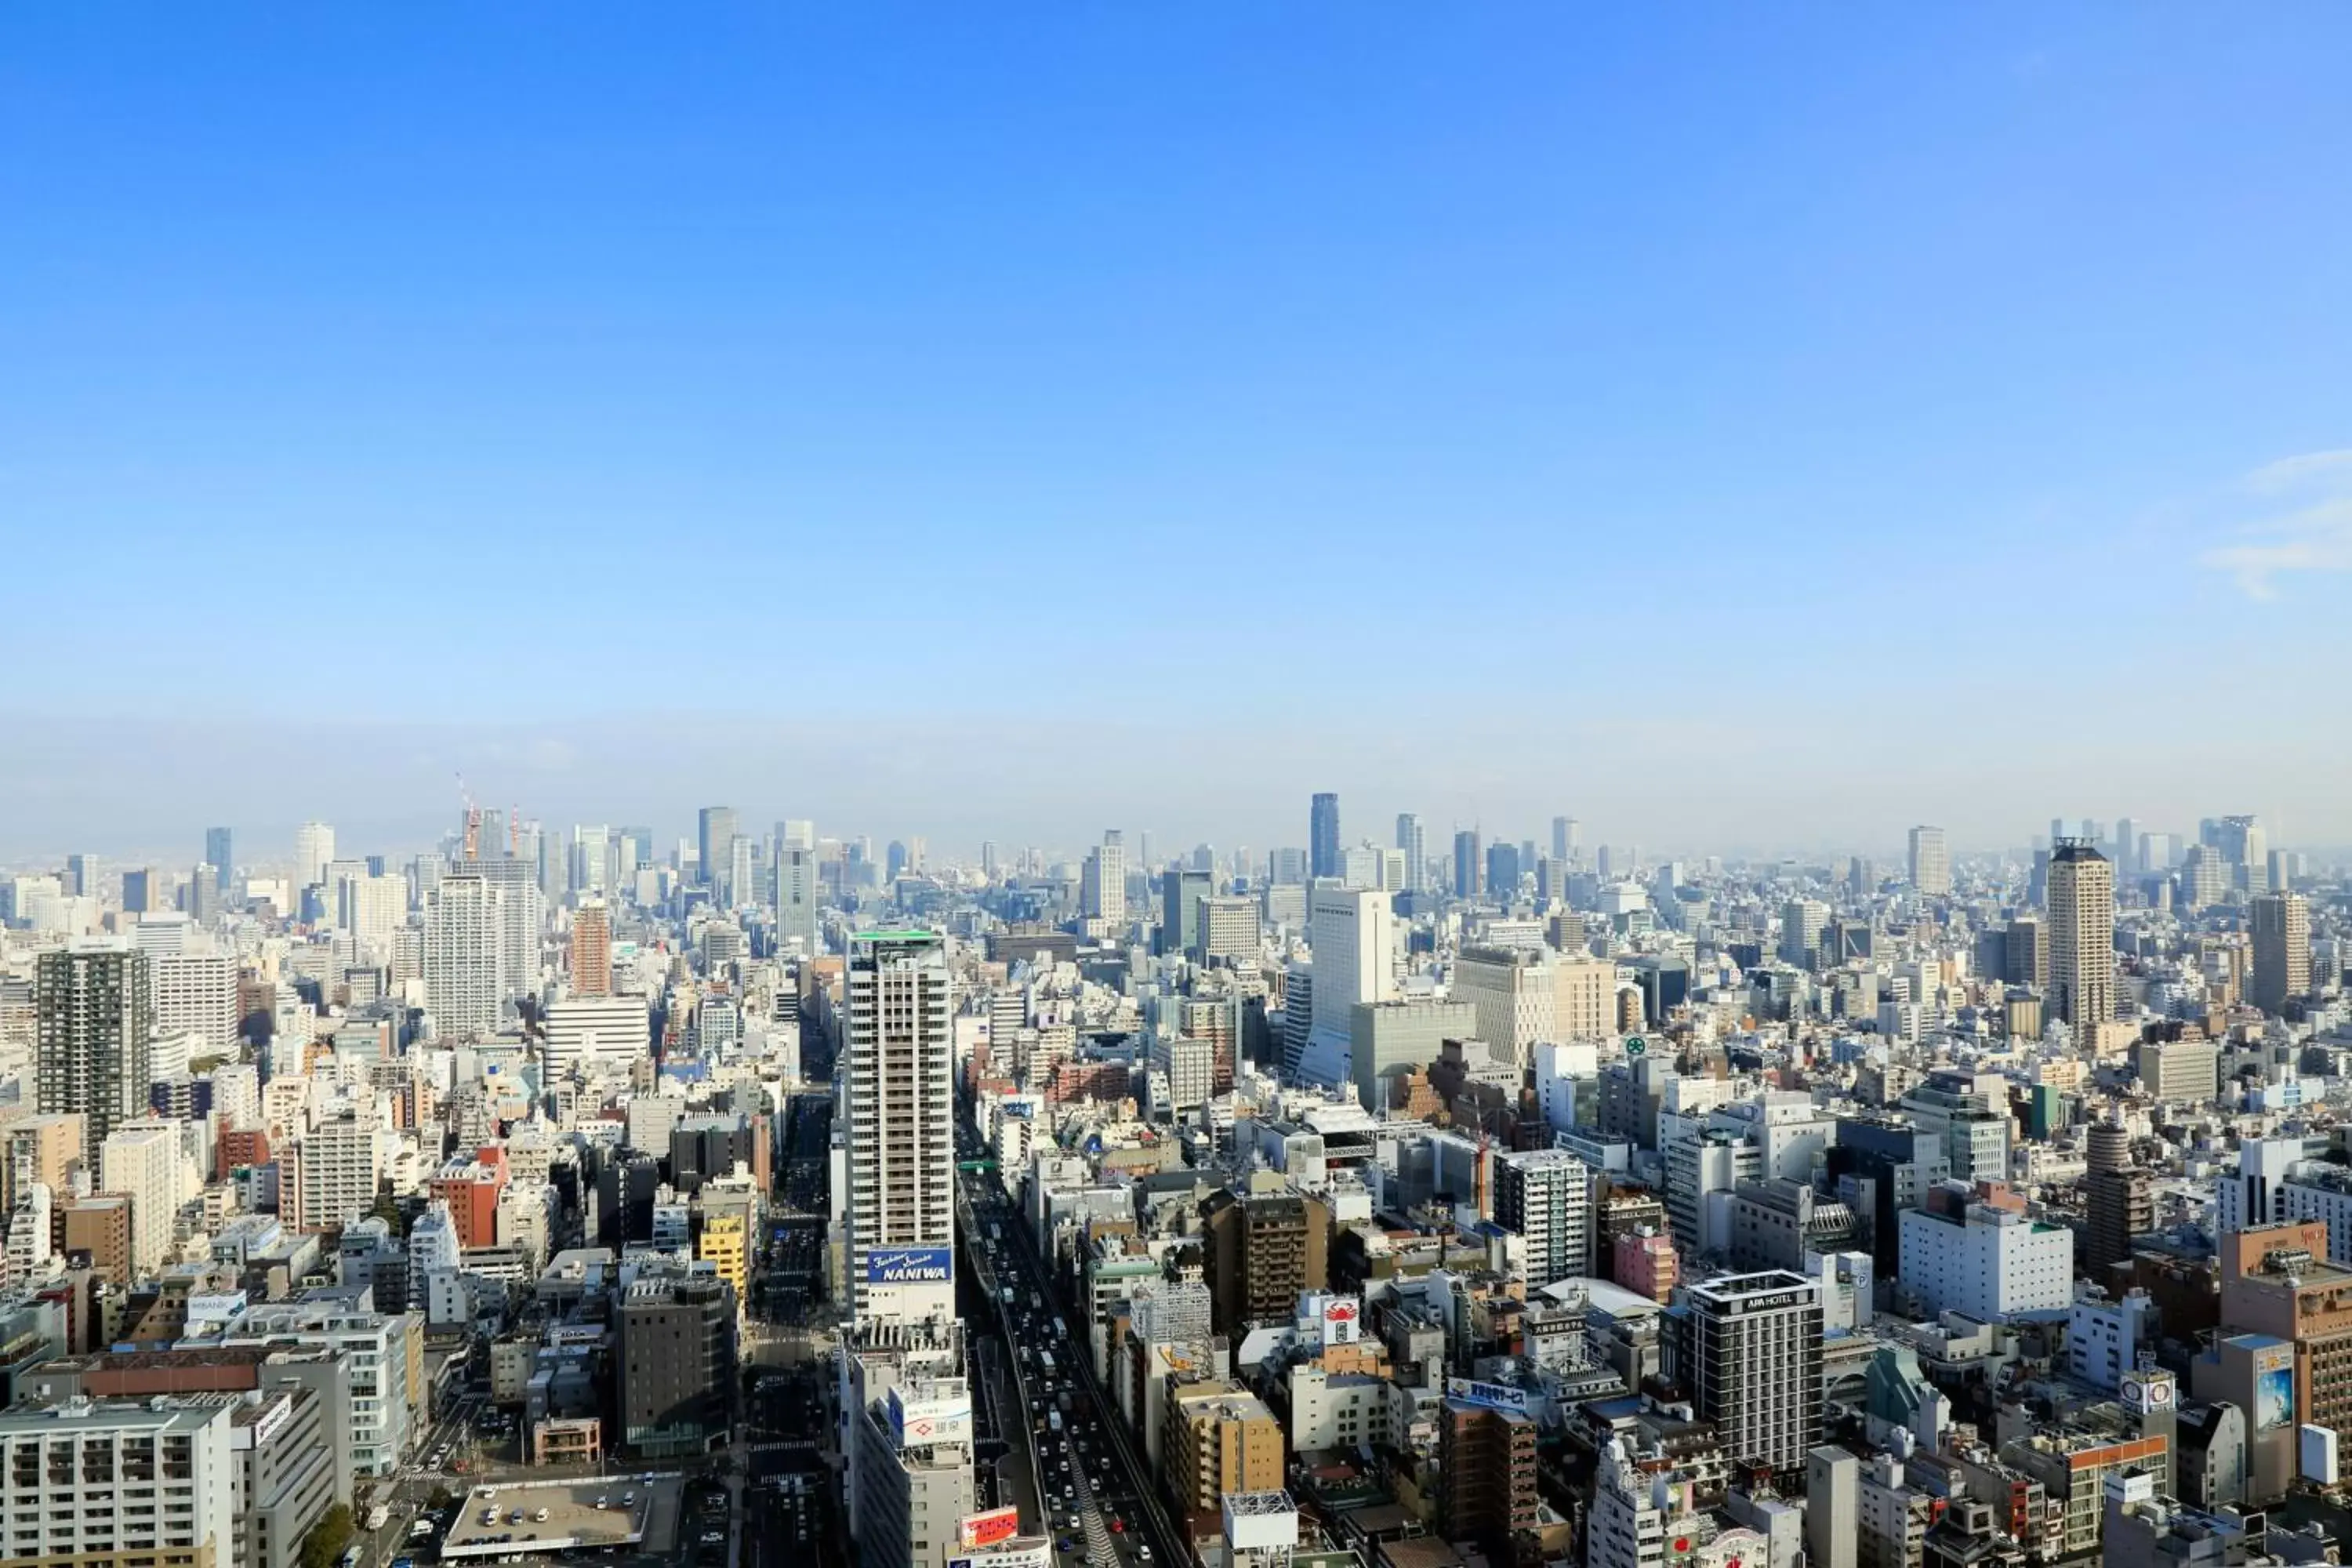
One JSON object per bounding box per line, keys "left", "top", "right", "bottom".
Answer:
{"left": 299, "top": 1503, "right": 356, "bottom": 1568}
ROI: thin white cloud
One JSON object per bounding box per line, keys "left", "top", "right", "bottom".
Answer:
{"left": 2202, "top": 449, "right": 2352, "bottom": 598}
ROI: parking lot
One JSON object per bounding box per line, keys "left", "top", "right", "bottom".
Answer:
{"left": 437, "top": 1477, "right": 684, "bottom": 1561}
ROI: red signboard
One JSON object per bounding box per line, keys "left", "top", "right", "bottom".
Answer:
{"left": 960, "top": 1508, "right": 1021, "bottom": 1549}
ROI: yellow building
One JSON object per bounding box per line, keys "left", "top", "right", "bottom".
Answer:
{"left": 697, "top": 1212, "right": 749, "bottom": 1306}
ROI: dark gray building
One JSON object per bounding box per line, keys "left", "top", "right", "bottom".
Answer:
{"left": 618, "top": 1273, "right": 737, "bottom": 1457}
{"left": 36, "top": 946, "right": 154, "bottom": 1161}
{"left": 1309, "top": 793, "right": 1341, "bottom": 881}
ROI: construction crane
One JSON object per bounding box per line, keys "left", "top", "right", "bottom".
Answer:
{"left": 457, "top": 771, "right": 481, "bottom": 861}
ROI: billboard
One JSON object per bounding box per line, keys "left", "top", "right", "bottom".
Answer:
{"left": 2254, "top": 1365, "right": 2294, "bottom": 1432}
{"left": 1446, "top": 1377, "right": 1528, "bottom": 1414}
{"left": 947, "top": 1546, "right": 1048, "bottom": 1568}
{"left": 960, "top": 1508, "right": 1020, "bottom": 1549}
{"left": 889, "top": 1389, "right": 973, "bottom": 1448}
{"left": 866, "top": 1245, "right": 953, "bottom": 1284}
{"left": 1321, "top": 1296, "right": 1361, "bottom": 1346}
{"left": 2301, "top": 1423, "right": 2339, "bottom": 1486}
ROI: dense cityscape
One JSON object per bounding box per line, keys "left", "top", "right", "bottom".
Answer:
{"left": 0, "top": 803, "right": 2345, "bottom": 1568}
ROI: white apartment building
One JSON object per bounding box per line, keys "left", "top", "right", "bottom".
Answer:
{"left": 844, "top": 931, "right": 956, "bottom": 1326}
{"left": 0, "top": 1396, "right": 239, "bottom": 1566}
{"left": 229, "top": 1302, "right": 416, "bottom": 1475}
{"left": 1896, "top": 1199, "right": 2071, "bottom": 1321}
{"left": 152, "top": 951, "right": 238, "bottom": 1057}
{"left": 1150, "top": 1032, "right": 1214, "bottom": 1114}
{"left": 287, "top": 1111, "right": 383, "bottom": 1236}
{"left": 1494, "top": 1148, "right": 1593, "bottom": 1288}
{"left": 425, "top": 872, "right": 505, "bottom": 1038}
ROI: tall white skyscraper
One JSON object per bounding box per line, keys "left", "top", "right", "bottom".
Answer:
{"left": 425, "top": 872, "right": 505, "bottom": 1039}
{"left": 465, "top": 856, "right": 544, "bottom": 1003}
{"left": 1907, "top": 825, "right": 1951, "bottom": 896}
{"left": 1082, "top": 829, "right": 1126, "bottom": 925}
{"left": 1298, "top": 885, "right": 1394, "bottom": 1085}
{"left": 1395, "top": 813, "right": 1427, "bottom": 893}
{"left": 844, "top": 931, "right": 956, "bottom": 1326}
{"left": 2049, "top": 840, "right": 2115, "bottom": 1029}
{"left": 294, "top": 822, "right": 336, "bottom": 889}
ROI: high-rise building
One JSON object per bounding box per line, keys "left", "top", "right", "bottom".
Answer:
{"left": 463, "top": 855, "right": 543, "bottom": 1004}
{"left": 2251, "top": 891, "right": 2311, "bottom": 1013}
{"left": 1780, "top": 898, "right": 1830, "bottom": 969}
{"left": 844, "top": 931, "right": 956, "bottom": 1325}
{"left": 1298, "top": 885, "right": 1392, "bottom": 1084}
{"left": 424, "top": 872, "right": 505, "bottom": 1038}
{"left": 1494, "top": 1149, "right": 1592, "bottom": 1289}
{"left": 2049, "top": 840, "right": 2116, "bottom": 1029}
{"left": 698, "top": 805, "right": 739, "bottom": 892}
{"left": 1308, "top": 793, "right": 1341, "bottom": 881}
{"left": 102, "top": 1124, "right": 184, "bottom": 1279}
{"left": 1395, "top": 813, "right": 1427, "bottom": 893}
{"left": 36, "top": 945, "right": 153, "bottom": 1162}
{"left": 1668, "top": 1270, "right": 1824, "bottom": 1487}
{"left": 1439, "top": 1394, "right": 1538, "bottom": 1564}
{"left": 1161, "top": 866, "right": 1210, "bottom": 957}
{"left": 336, "top": 872, "right": 403, "bottom": 956}
{"left": 570, "top": 901, "right": 612, "bottom": 996}
{"left": 1907, "top": 825, "right": 1951, "bottom": 896}
{"left": 775, "top": 840, "right": 819, "bottom": 950}
{"left": 293, "top": 822, "right": 335, "bottom": 890}
{"left": 1081, "top": 830, "right": 1127, "bottom": 927}
{"left": 151, "top": 950, "right": 237, "bottom": 1057}
{"left": 121, "top": 867, "right": 159, "bottom": 915}
{"left": 2213, "top": 814, "right": 2268, "bottom": 893}
{"left": 1453, "top": 829, "right": 1483, "bottom": 899}
{"left": 1201, "top": 1188, "right": 1327, "bottom": 1335}
{"left": 2084, "top": 1167, "right": 2154, "bottom": 1282}
{"left": 1484, "top": 841, "right": 1521, "bottom": 900}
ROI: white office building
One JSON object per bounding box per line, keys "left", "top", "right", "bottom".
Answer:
{"left": 1896, "top": 1196, "right": 2071, "bottom": 1321}
{"left": 1297, "top": 886, "right": 1393, "bottom": 1086}
{"left": 1081, "top": 830, "right": 1127, "bottom": 927}
{"left": 543, "top": 996, "right": 653, "bottom": 1081}
{"left": 293, "top": 822, "right": 336, "bottom": 891}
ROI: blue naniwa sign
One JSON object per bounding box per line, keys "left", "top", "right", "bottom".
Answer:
{"left": 866, "top": 1246, "right": 953, "bottom": 1283}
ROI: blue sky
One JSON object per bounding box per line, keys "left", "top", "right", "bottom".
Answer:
{"left": 5, "top": 5, "right": 2350, "bottom": 858}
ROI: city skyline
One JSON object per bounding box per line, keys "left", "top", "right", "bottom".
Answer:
{"left": 9, "top": 7, "right": 2352, "bottom": 849}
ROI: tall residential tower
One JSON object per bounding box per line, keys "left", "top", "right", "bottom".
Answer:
{"left": 844, "top": 931, "right": 956, "bottom": 1326}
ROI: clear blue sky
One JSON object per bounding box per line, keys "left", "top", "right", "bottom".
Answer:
{"left": 5, "top": 5, "right": 2351, "bottom": 858}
